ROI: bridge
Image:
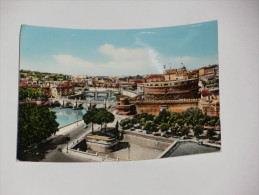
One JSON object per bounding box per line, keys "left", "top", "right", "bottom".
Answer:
{"left": 83, "top": 89, "right": 115, "bottom": 101}
{"left": 50, "top": 97, "right": 118, "bottom": 110}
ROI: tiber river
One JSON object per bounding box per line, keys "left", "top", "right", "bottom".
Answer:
{"left": 51, "top": 94, "right": 115, "bottom": 128}
{"left": 50, "top": 107, "right": 87, "bottom": 128}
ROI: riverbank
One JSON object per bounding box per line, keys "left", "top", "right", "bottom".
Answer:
{"left": 55, "top": 120, "right": 85, "bottom": 136}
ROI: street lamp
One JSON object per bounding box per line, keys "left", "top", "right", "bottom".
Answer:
{"left": 77, "top": 111, "right": 78, "bottom": 126}
{"left": 128, "top": 144, "right": 130, "bottom": 161}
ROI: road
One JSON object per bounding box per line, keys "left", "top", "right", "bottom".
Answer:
{"left": 41, "top": 121, "right": 95, "bottom": 162}
{"left": 41, "top": 109, "right": 130, "bottom": 162}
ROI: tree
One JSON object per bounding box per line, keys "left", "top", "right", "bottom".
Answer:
{"left": 144, "top": 121, "right": 158, "bottom": 132}
{"left": 83, "top": 108, "right": 115, "bottom": 135}
{"left": 154, "top": 110, "right": 171, "bottom": 124}
{"left": 120, "top": 118, "right": 131, "bottom": 129}
{"left": 171, "top": 124, "right": 183, "bottom": 136}
{"left": 95, "top": 108, "right": 115, "bottom": 134}
{"left": 159, "top": 123, "right": 170, "bottom": 132}
{"left": 19, "top": 87, "right": 47, "bottom": 101}
{"left": 193, "top": 125, "right": 204, "bottom": 138}
{"left": 169, "top": 112, "right": 181, "bottom": 125}
{"left": 206, "top": 129, "right": 217, "bottom": 140}
{"left": 17, "top": 105, "right": 59, "bottom": 153}
{"left": 133, "top": 113, "right": 154, "bottom": 123}
{"left": 206, "top": 116, "right": 220, "bottom": 127}
{"left": 115, "top": 121, "right": 119, "bottom": 139}
{"left": 181, "top": 126, "right": 190, "bottom": 137}
{"left": 182, "top": 107, "right": 205, "bottom": 126}
{"left": 83, "top": 109, "right": 97, "bottom": 133}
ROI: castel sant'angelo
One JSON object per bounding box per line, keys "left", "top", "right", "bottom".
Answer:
{"left": 132, "top": 64, "right": 202, "bottom": 115}
{"left": 144, "top": 64, "right": 199, "bottom": 100}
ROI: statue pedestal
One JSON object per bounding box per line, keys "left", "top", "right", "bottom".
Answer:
{"left": 85, "top": 135, "right": 118, "bottom": 153}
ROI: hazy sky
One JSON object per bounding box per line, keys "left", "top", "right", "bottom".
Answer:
{"left": 20, "top": 20, "right": 218, "bottom": 76}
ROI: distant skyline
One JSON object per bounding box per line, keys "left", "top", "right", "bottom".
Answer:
{"left": 20, "top": 21, "right": 218, "bottom": 76}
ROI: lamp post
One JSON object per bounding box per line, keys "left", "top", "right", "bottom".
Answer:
{"left": 77, "top": 110, "right": 78, "bottom": 126}
{"left": 128, "top": 144, "right": 130, "bottom": 161}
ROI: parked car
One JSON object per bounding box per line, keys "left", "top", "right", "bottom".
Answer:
{"left": 83, "top": 124, "right": 89, "bottom": 129}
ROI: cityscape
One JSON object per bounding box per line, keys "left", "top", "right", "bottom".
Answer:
{"left": 17, "top": 21, "right": 221, "bottom": 162}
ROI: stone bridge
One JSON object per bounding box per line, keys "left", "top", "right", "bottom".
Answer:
{"left": 83, "top": 90, "right": 114, "bottom": 101}
{"left": 50, "top": 97, "right": 118, "bottom": 110}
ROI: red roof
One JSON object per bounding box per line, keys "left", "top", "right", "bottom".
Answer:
{"left": 146, "top": 74, "right": 164, "bottom": 79}
{"left": 188, "top": 71, "right": 197, "bottom": 75}
{"left": 20, "top": 85, "right": 38, "bottom": 88}
{"left": 130, "top": 80, "right": 143, "bottom": 83}
{"left": 201, "top": 90, "right": 211, "bottom": 96}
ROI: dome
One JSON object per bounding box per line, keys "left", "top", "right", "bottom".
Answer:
{"left": 178, "top": 63, "right": 186, "bottom": 70}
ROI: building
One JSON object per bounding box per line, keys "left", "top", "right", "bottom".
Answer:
{"left": 145, "top": 74, "right": 165, "bottom": 83}
{"left": 137, "top": 83, "right": 144, "bottom": 97}
{"left": 143, "top": 65, "right": 199, "bottom": 100}
{"left": 199, "top": 64, "right": 219, "bottom": 80}
{"left": 115, "top": 98, "right": 136, "bottom": 115}
{"left": 132, "top": 64, "right": 200, "bottom": 115}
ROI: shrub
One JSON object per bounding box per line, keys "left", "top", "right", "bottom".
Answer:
{"left": 159, "top": 123, "right": 170, "bottom": 132}
{"left": 181, "top": 126, "right": 190, "bottom": 137}
{"left": 144, "top": 121, "right": 158, "bottom": 132}
{"left": 206, "top": 129, "right": 217, "bottom": 140}
{"left": 193, "top": 125, "right": 204, "bottom": 138}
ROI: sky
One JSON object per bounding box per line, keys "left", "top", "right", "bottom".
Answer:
{"left": 20, "top": 20, "right": 218, "bottom": 76}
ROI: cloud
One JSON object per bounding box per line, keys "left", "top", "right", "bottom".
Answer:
{"left": 51, "top": 54, "right": 95, "bottom": 75}
{"left": 53, "top": 54, "right": 93, "bottom": 67}
{"left": 24, "top": 44, "right": 218, "bottom": 76}
{"left": 98, "top": 44, "right": 163, "bottom": 75}
{"left": 99, "top": 44, "right": 148, "bottom": 62}
{"left": 167, "top": 55, "right": 218, "bottom": 70}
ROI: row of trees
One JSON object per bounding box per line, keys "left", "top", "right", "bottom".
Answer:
{"left": 19, "top": 87, "right": 47, "bottom": 101}
{"left": 20, "top": 70, "right": 68, "bottom": 81}
{"left": 83, "top": 108, "right": 115, "bottom": 134}
{"left": 120, "top": 108, "right": 220, "bottom": 139}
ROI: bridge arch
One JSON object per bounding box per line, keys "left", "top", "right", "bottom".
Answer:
{"left": 65, "top": 102, "right": 73, "bottom": 108}
{"left": 53, "top": 100, "right": 61, "bottom": 106}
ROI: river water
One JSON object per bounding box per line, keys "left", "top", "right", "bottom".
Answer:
{"left": 51, "top": 95, "right": 115, "bottom": 128}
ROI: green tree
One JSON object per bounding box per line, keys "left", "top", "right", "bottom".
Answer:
{"left": 171, "top": 124, "right": 180, "bottom": 136}
{"left": 206, "top": 129, "right": 217, "bottom": 140}
{"left": 84, "top": 108, "right": 115, "bottom": 134}
{"left": 193, "top": 125, "right": 204, "bottom": 138}
{"left": 181, "top": 126, "right": 190, "bottom": 137}
{"left": 95, "top": 108, "right": 115, "bottom": 134}
{"left": 144, "top": 121, "right": 158, "bottom": 132}
{"left": 17, "top": 105, "right": 59, "bottom": 153}
{"left": 206, "top": 116, "right": 220, "bottom": 127}
{"left": 159, "top": 123, "right": 170, "bottom": 132}
{"left": 19, "top": 87, "right": 46, "bottom": 101}
{"left": 83, "top": 109, "right": 97, "bottom": 133}
{"left": 133, "top": 113, "right": 154, "bottom": 123}
{"left": 120, "top": 118, "right": 131, "bottom": 128}
{"left": 115, "top": 121, "right": 119, "bottom": 139}
{"left": 154, "top": 110, "right": 171, "bottom": 124}
{"left": 182, "top": 107, "right": 205, "bottom": 126}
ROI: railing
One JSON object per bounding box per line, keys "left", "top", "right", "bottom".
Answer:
{"left": 51, "top": 98, "right": 118, "bottom": 105}
{"left": 131, "top": 98, "right": 199, "bottom": 104}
